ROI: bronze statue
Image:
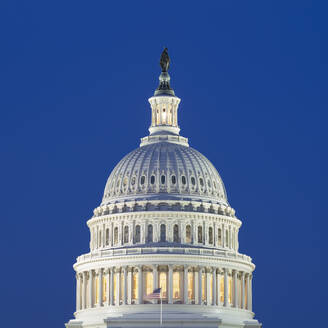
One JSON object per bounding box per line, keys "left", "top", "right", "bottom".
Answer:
{"left": 160, "top": 48, "right": 170, "bottom": 72}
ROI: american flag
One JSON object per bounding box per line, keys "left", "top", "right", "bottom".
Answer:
{"left": 145, "top": 288, "right": 162, "bottom": 299}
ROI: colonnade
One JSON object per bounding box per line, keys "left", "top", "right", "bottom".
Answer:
{"left": 76, "top": 265, "right": 252, "bottom": 312}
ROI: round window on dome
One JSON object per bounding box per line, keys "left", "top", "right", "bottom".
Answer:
{"left": 140, "top": 176, "right": 145, "bottom": 185}
{"left": 171, "top": 175, "right": 176, "bottom": 184}
{"left": 161, "top": 175, "right": 166, "bottom": 184}
{"left": 191, "top": 177, "right": 196, "bottom": 186}
{"left": 199, "top": 178, "right": 204, "bottom": 187}
{"left": 151, "top": 175, "right": 155, "bottom": 184}
{"left": 181, "top": 176, "right": 186, "bottom": 185}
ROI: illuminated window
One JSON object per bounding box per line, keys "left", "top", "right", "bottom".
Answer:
{"left": 124, "top": 226, "right": 129, "bottom": 244}
{"left": 228, "top": 275, "right": 232, "bottom": 305}
{"left": 188, "top": 271, "right": 194, "bottom": 300}
{"left": 173, "top": 224, "right": 179, "bottom": 243}
{"left": 132, "top": 271, "right": 138, "bottom": 300}
{"left": 198, "top": 226, "right": 203, "bottom": 243}
{"left": 103, "top": 275, "right": 107, "bottom": 302}
{"left": 159, "top": 271, "right": 167, "bottom": 298}
{"left": 218, "top": 228, "right": 222, "bottom": 245}
{"left": 202, "top": 272, "right": 206, "bottom": 301}
{"left": 209, "top": 227, "right": 213, "bottom": 244}
{"left": 173, "top": 271, "right": 181, "bottom": 299}
{"left": 160, "top": 224, "right": 166, "bottom": 242}
{"left": 220, "top": 275, "right": 224, "bottom": 303}
{"left": 105, "top": 228, "right": 109, "bottom": 246}
{"left": 95, "top": 275, "right": 99, "bottom": 304}
{"left": 114, "top": 227, "right": 118, "bottom": 245}
{"left": 135, "top": 225, "right": 140, "bottom": 243}
{"left": 145, "top": 272, "right": 153, "bottom": 298}
{"left": 186, "top": 225, "right": 191, "bottom": 243}
{"left": 113, "top": 273, "right": 117, "bottom": 303}
{"left": 120, "top": 272, "right": 124, "bottom": 302}
{"left": 147, "top": 225, "right": 153, "bottom": 243}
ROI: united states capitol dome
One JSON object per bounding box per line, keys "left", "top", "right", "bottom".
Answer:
{"left": 102, "top": 142, "right": 228, "bottom": 206}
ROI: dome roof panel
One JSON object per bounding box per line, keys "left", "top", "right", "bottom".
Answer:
{"left": 101, "top": 142, "right": 228, "bottom": 206}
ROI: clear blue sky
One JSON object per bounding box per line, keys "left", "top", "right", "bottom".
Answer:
{"left": 0, "top": 1, "right": 327, "bottom": 327}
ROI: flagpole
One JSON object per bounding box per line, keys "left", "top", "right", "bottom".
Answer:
{"left": 160, "top": 295, "right": 162, "bottom": 326}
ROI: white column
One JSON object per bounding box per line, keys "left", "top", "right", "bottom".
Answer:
{"left": 198, "top": 267, "right": 203, "bottom": 305}
{"left": 127, "top": 268, "right": 132, "bottom": 305}
{"left": 168, "top": 265, "right": 173, "bottom": 304}
{"left": 82, "top": 271, "right": 87, "bottom": 309}
{"left": 88, "top": 270, "right": 93, "bottom": 308}
{"left": 223, "top": 268, "right": 228, "bottom": 307}
{"left": 233, "top": 270, "right": 238, "bottom": 308}
{"left": 116, "top": 269, "right": 120, "bottom": 305}
{"left": 106, "top": 269, "right": 110, "bottom": 306}
{"left": 217, "top": 270, "right": 221, "bottom": 306}
{"left": 97, "top": 268, "right": 103, "bottom": 307}
{"left": 248, "top": 274, "right": 253, "bottom": 311}
{"left": 123, "top": 267, "right": 127, "bottom": 305}
{"left": 212, "top": 268, "right": 217, "bottom": 306}
{"left": 76, "top": 273, "right": 81, "bottom": 311}
{"left": 110, "top": 267, "right": 114, "bottom": 306}
{"left": 138, "top": 266, "right": 143, "bottom": 304}
{"left": 206, "top": 269, "right": 211, "bottom": 305}
{"left": 183, "top": 266, "right": 189, "bottom": 304}
{"left": 241, "top": 272, "right": 245, "bottom": 309}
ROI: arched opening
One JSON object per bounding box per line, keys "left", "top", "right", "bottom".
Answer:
{"left": 209, "top": 227, "right": 213, "bottom": 244}
{"left": 225, "top": 229, "right": 229, "bottom": 247}
{"left": 135, "top": 225, "right": 140, "bottom": 243}
{"left": 105, "top": 228, "right": 109, "bottom": 246}
{"left": 114, "top": 227, "right": 118, "bottom": 245}
{"left": 160, "top": 224, "right": 166, "bottom": 242}
{"left": 124, "top": 226, "right": 129, "bottom": 244}
{"left": 198, "top": 226, "right": 203, "bottom": 243}
{"left": 173, "top": 224, "right": 179, "bottom": 243}
{"left": 218, "top": 228, "right": 222, "bottom": 246}
{"left": 186, "top": 225, "right": 191, "bottom": 243}
{"left": 147, "top": 225, "right": 153, "bottom": 243}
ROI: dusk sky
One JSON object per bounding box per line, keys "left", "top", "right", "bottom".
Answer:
{"left": 1, "top": 1, "right": 327, "bottom": 327}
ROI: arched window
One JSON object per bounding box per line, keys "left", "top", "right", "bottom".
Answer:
{"left": 198, "top": 226, "right": 203, "bottom": 243}
{"left": 114, "top": 227, "right": 118, "bottom": 245}
{"left": 160, "top": 224, "right": 166, "bottom": 242}
{"left": 218, "top": 228, "right": 222, "bottom": 245}
{"left": 140, "top": 176, "right": 145, "bottom": 185}
{"left": 135, "top": 225, "right": 140, "bottom": 243}
{"left": 171, "top": 175, "right": 176, "bottom": 184}
{"left": 186, "top": 225, "right": 191, "bottom": 243}
{"left": 181, "top": 176, "right": 186, "bottom": 185}
{"left": 124, "top": 226, "right": 129, "bottom": 244}
{"left": 209, "top": 227, "right": 213, "bottom": 244}
{"left": 225, "top": 229, "right": 229, "bottom": 247}
{"left": 147, "top": 224, "right": 153, "bottom": 243}
{"left": 151, "top": 175, "right": 155, "bottom": 184}
{"left": 105, "top": 228, "right": 110, "bottom": 246}
{"left": 161, "top": 175, "right": 166, "bottom": 184}
{"left": 191, "top": 177, "right": 196, "bottom": 186}
{"left": 173, "top": 224, "right": 179, "bottom": 243}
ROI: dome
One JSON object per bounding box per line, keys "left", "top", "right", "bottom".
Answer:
{"left": 101, "top": 141, "right": 228, "bottom": 206}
